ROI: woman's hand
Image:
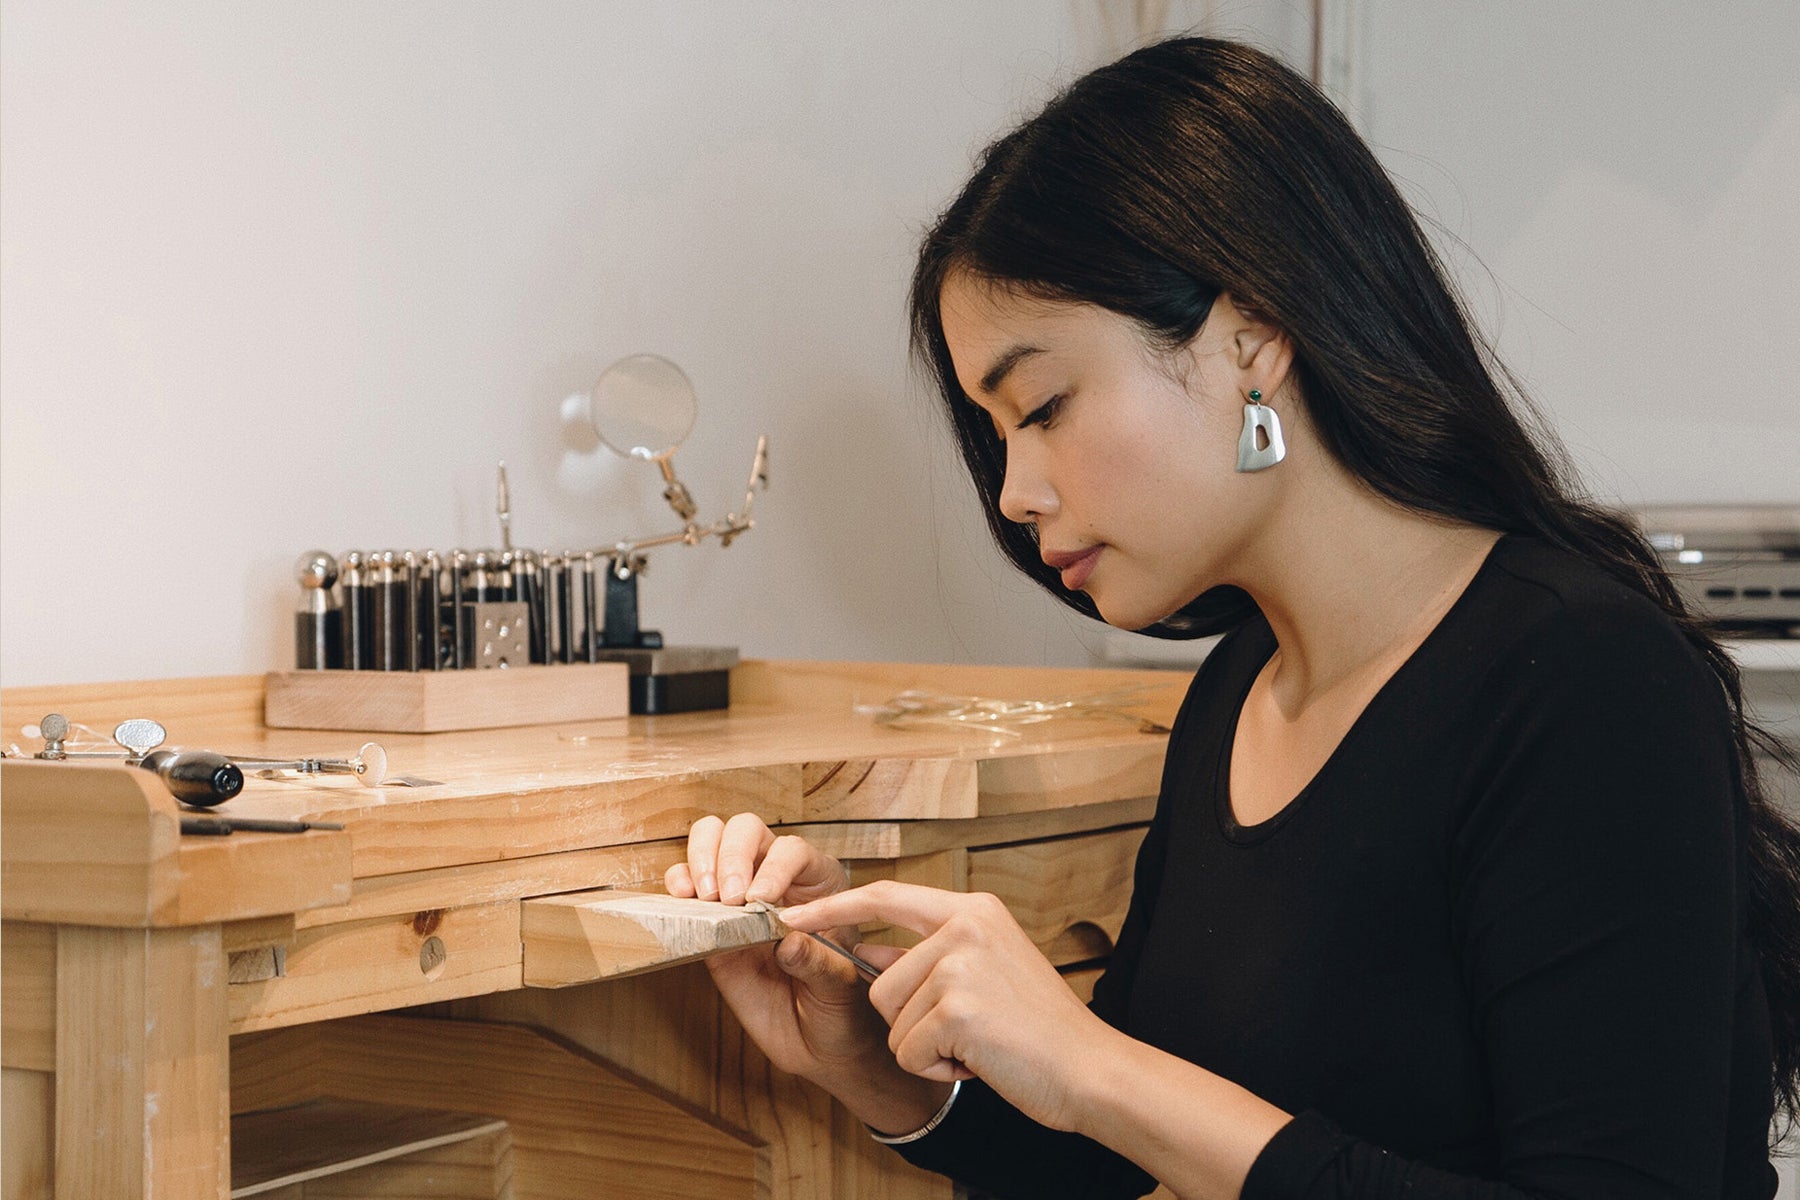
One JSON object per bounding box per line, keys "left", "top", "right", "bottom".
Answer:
{"left": 664, "top": 815, "right": 922, "bottom": 1109}
{"left": 666, "top": 811, "right": 846, "bottom": 910}
{"left": 780, "top": 881, "right": 1115, "bottom": 1133}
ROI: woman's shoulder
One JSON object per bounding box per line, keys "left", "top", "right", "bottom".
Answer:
{"left": 1467, "top": 535, "right": 1718, "bottom": 714}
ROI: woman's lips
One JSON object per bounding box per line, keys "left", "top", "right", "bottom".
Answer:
{"left": 1044, "top": 545, "right": 1102, "bottom": 591}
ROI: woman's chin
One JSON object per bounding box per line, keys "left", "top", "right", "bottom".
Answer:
{"left": 1091, "top": 595, "right": 1167, "bottom": 633}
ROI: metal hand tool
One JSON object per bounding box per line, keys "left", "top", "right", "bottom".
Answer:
{"left": 580, "top": 551, "right": 600, "bottom": 661}
{"left": 371, "top": 551, "right": 404, "bottom": 670}
{"left": 401, "top": 550, "right": 421, "bottom": 671}
{"left": 746, "top": 901, "right": 884, "bottom": 981}
{"left": 17, "top": 715, "right": 391, "bottom": 797}
{"left": 180, "top": 815, "right": 345, "bottom": 835}
{"left": 29, "top": 713, "right": 70, "bottom": 758}
{"left": 368, "top": 551, "right": 390, "bottom": 669}
{"left": 497, "top": 550, "right": 517, "bottom": 603}
{"left": 139, "top": 748, "right": 244, "bottom": 807}
{"left": 471, "top": 551, "right": 495, "bottom": 602}
{"left": 113, "top": 718, "right": 168, "bottom": 757}
{"left": 418, "top": 550, "right": 443, "bottom": 670}
{"left": 515, "top": 550, "right": 545, "bottom": 663}
{"left": 294, "top": 552, "right": 342, "bottom": 670}
{"left": 341, "top": 552, "right": 369, "bottom": 669}
{"left": 227, "top": 741, "right": 388, "bottom": 787}
{"left": 543, "top": 551, "right": 569, "bottom": 663}
{"left": 449, "top": 551, "right": 469, "bottom": 669}
{"left": 496, "top": 462, "right": 513, "bottom": 553}
{"left": 26, "top": 716, "right": 166, "bottom": 761}
{"left": 22, "top": 718, "right": 244, "bottom": 806}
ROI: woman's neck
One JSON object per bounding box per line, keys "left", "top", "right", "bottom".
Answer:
{"left": 1233, "top": 486, "right": 1502, "bottom": 717}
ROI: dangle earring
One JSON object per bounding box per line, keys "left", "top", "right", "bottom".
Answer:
{"left": 1236, "top": 388, "right": 1286, "bottom": 472}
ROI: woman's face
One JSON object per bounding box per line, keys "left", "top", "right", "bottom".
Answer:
{"left": 938, "top": 272, "right": 1272, "bottom": 630}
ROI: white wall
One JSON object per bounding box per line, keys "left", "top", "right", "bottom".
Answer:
{"left": 3, "top": 2, "right": 1794, "bottom": 690}
{"left": 0, "top": 0, "right": 1306, "bottom": 686}
{"left": 1358, "top": 1, "right": 1800, "bottom": 506}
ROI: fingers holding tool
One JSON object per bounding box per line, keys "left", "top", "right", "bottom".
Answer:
{"left": 746, "top": 901, "right": 887, "bottom": 982}
{"left": 781, "top": 882, "right": 1105, "bottom": 1126}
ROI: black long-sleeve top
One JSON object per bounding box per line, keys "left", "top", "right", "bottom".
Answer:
{"left": 897, "top": 535, "right": 1778, "bottom": 1197}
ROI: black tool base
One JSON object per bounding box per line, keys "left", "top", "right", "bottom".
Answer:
{"left": 586, "top": 644, "right": 740, "bottom": 715}
{"left": 631, "top": 669, "right": 730, "bottom": 715}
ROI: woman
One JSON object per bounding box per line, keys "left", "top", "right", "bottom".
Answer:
{"left": 668, "top": 37, "right": 1800, "bottom": 1198}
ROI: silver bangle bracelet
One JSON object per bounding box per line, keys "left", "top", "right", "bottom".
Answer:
{"left": 868, "top": 1079, "right": 962, "bottom": 1145}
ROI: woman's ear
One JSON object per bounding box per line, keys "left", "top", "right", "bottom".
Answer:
{"left": 1220, "top": 294, "right": 1295, "bottom": 397}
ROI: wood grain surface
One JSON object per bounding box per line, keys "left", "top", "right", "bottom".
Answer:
{"left": 1, "top": 924, "right": 54, "bottom": 1072}
{"left": 521, "top": 890, "right": 784, "bottom": 986}
{"left": 2, "top": 658, "right": 1181, "bottom": 1200}
{"left": 2, "top": 1068, "right": 52, "bottom": 1200}
{"left": 236, "top": 1014, "right": 760, "bottom": 1200}
{"left": 230, "top": 1099, "right": 507, "bottom": 1196}
{"left": 3, "top": 659, "right": 1180, "bottom": 887}
{"left": 1, "top": 759, "right": 351, "bottom": 928}
{"left": 968, "top": 826, "right": 1148, "bottom": 965}
{"left": 229, "top": 901, "right": 520, "bottom": 1034}
{"left": 57, "top": 924, "right": 231, "bottom": 1200}
{"left": 265, "top": 662, "right": 628, "bottom": 733}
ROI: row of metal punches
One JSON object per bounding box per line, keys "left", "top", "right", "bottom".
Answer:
{"left": 295, "top": 546, "right": 648, "bottom": 672}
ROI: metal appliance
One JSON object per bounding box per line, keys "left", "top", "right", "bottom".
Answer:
{"left": 1635, "top": 505, "right": 1800, "bottom": 637}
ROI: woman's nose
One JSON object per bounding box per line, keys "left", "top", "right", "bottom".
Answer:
{"left": 998, "top": 440, "right": 1055, "bottom": 525}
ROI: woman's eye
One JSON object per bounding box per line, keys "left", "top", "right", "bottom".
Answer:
{"left": 1017, "top": 393, "right": 1066, "bottom": 430}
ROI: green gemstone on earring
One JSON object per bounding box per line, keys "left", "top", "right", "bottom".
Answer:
{"left": 1249, "top": 389, "right": 1263, "bottom": 402}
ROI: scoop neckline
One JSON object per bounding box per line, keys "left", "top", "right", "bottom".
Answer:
{"left": 1214, "top": 534, "right": 1512, "bottom": 845}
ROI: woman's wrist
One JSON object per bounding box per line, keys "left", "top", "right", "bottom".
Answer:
{"left": 868, "top": 1078, "right": 962, "bottom": 1143}
{"left": 809, "top": 1047, "right": 954, "bottom": 1137}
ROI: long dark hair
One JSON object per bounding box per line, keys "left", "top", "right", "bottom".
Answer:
{"left": 909, "top": 36, "right": 1800, "bottom": 1127}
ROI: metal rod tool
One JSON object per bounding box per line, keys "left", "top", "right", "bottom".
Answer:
{"left": 449, "top": 551, "right": 468, "bottom": 669}
{"left": 746, "top": 901, "right": 885, "bottom": 981}
{"left": 180, "top": 815, "right": 345, "bottom": 835}
{"left": 340, "top": 552, "right": 369, "bottom": 669}
{"left": 227, "top": 741, "right": 388, "bottom": 787}
{"left": 496, "top": 462, "right": 513, "bottom": 553}
{"left": 419, "top": 550, "right": 443, "bottom": 669}
{"left": 294, "top": 552, "right": 341, "bottom": 670}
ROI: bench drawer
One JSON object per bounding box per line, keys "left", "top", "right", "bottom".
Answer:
{"left": 967, "top": 825, "right": 1146, "bottom": 966}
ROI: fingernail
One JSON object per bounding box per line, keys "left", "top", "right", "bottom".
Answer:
{"left": 721, "top": 874, "right": 745, "bottom": 900}
{"left": 699, "top": 872, "right": 717, "bottom": 899}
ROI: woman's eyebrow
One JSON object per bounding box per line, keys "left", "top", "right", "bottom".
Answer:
{"left": 979, "top": 344, "right": 1043, "bottom": 394}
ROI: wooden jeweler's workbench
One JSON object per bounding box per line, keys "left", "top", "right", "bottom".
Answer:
{"left": 0, "top": 658, "right": 1187, "bottom": 1200}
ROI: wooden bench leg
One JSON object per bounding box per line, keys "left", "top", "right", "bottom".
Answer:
{"left": 56, "top": 926, "right": 229, "bottom": 1200}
